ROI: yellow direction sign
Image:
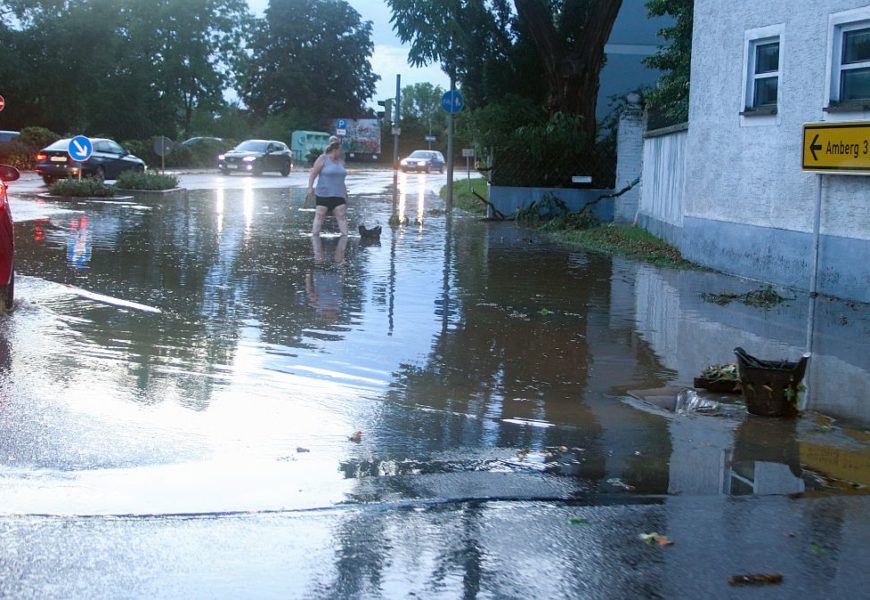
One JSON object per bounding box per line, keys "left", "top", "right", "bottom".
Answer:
{"left": 803, "top": 121, "right": 870, "bottom": 173}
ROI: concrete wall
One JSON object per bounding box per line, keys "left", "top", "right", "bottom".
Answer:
{"left": 488, "top": 186, "right": 614, "bottom": 222}
{"left": 614, "top": 105, "right": 645, "bottom": 223}
{"left": 685, "top": 0, "right": 870, "bottom": 303}
{"left": 638, "top": 124, "right": 688, "bottom": 247}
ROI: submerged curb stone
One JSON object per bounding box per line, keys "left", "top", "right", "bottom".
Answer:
{"left": 113, "top": 187, "right": 188, "bottom": 197}
{"left": 37, "top": 193, "right": 135, "bottom": 202}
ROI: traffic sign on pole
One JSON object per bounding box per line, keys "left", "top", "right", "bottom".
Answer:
{"left": 803, "top": 122, "right": 870, "bottom": 174}
{"left": 336, "top": 119, "right": 347, "bottom": 130}
{"left": 336, "top": 128, "right": 347, "bottom": 136}
{"left": 68, "top": 135, "right": 93, "bottom": 162}
{"left": 0, "top": 95, "right": 5, "bottom": 112}
{"left": 441, "top": 90, "right": 464, "bottom": 114}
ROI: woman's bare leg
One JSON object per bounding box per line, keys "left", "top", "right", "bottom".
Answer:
{"left": 312, "top": 205, "right": 328, "bottom": 236}
{"left": 333, "top": 203, "right": 349, "bottom": 236}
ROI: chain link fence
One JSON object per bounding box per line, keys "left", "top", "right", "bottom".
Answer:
{"left": 478, "top": 141, "right": 616, "bottom": 190}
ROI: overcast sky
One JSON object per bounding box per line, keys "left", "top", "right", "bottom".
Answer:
{"left": 246, "top": 0, "right": 450, "bottom": 104}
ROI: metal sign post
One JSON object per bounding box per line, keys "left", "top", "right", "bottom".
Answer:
{"left": 68, "top": 135, "right": 93, "bottom": 181}
{"left": 441, "top": 87, "right": 464, "bottom": 212}
{"left": 797, "top": 122, "right": 870, "bottom": 402}
{"left": 153, "top": 136, "right": 174, "bottom": 174}
{"left": 391, "top": 75, "right": 401, "bottom": 222}
{"left": 462, "top": 148, "right": 475, "bottom": 185}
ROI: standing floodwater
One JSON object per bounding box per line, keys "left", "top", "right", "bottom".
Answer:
{"left": 0, "top": 172, "right": 868, "bottom": 597}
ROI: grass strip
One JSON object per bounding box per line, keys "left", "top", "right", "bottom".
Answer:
{"left": 548, "top": 223, "right": 697, "bottom": 269}
{"left": 440, "top": 178, "right": 488, "bottom": 215}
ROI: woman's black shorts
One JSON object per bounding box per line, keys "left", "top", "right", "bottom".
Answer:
{"left": 316, "top": 196, "right": 346, "bottom": 210}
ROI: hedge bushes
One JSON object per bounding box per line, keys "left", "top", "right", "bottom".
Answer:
{"left": 114, "top": 171, "right": 179, "bottom": 190}
{"left": 0, "top": 127, "right": 61, "bottom": 170}
{"left": 121, "top": 137, "right": 235, "bottom": 169}
{"left": 47, "top": 178, "right": 115, "bottom": 198}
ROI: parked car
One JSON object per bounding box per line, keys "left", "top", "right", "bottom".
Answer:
{"left": 0, "top": 164, "right": 19, "bottom": 312}
{"left": 218, "top": 140, "right": 292, "bottom": 176}
{"left": 400, "top": 150, "right": 445, "bottom": 173}
{"left": 0, "top": 131, "right": 20, "bottom": 143}
{"left": 35, "top": 138, "right": 146, "bottom": 185}
{"left": 181, "top": 136, "right": 224, "bottom": 147}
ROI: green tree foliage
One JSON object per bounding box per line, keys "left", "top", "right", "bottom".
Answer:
{"left": 644, "top": 0, "right": 693, "bottom": 126}
{"left": 388, "top": 0, "right": 521, "bottom": 108}
{"left": 0, "top": 0, "right": 250, "bottom": 138}
{"left": 394, "top": 83, "right": 448, "bottom": 154}
{"left": 241, "top": 0, "right": 379, "bottom": 124}
{"left": 388, "top": 0, "right": 623, "bottom": 140}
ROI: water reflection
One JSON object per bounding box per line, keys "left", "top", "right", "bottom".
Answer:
{"left": 2, "top": 186, "right": 868, "bottom": 499}
{"left": 307, "top": 235, "right": 348, "bottom": 324}
{"left": 66, "top": 216, "right": 91, "bottom": 269}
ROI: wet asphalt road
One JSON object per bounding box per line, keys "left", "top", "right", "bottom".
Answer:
{"left": 1, "top": 169, "right": 868, "bottom": 598}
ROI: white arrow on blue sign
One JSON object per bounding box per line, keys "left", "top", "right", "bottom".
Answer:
{"left": 68, "top": 135, "right": 93, "bottom": 162}
{"left": 336, "top": 119, "right": 347, "bottom": 130}
{"left": 441, "top": 91, "right": 464, "bottom": 114}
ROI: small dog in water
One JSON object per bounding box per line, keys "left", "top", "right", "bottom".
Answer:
{"left": 358, "top": 224, "right": 382, "bottom": 243}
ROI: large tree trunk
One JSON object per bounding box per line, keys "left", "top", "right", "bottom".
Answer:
{"left": 515, "top": 0, "right": 623, "bottom": 140}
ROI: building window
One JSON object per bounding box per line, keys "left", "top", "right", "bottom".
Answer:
{"left": 746, "top": 37, "right": 780, "bottom": 111}
{"left": 834, "top": 22, "right": 870, "bottom": 104}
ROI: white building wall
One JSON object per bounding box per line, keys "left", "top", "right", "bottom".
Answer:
{"left": 639, "top": 126, "right": 687, "bottom": 246}
{"left": 683, "top": 0, "right": 870, "bottom": 302}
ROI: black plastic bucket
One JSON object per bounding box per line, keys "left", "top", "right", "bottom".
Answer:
{"left": 734, "top": 347, "right": 810, "bottom": 418}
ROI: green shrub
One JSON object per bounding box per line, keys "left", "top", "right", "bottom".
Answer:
{"left": 48, "top": 177, "right": 115, "bottom": 197}
{"left": 18, "top": 126, "right": 61, "bottom": 150}
{"left": 114, "top": 170, "right": 179, "bottom": 190}
{"left": 0, "top": 126, "right": 61, "bottom": 170}
{"left": 306, "top": 147, "right": 324, "bottom": 164}
{"left": 120, "top": 139, "right": 153, "bottom": 165}
{"left": 122, "top": 137, "right": 234, "bottom": 169}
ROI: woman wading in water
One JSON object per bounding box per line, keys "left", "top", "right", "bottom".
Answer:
{"left": 307, "top": 141, "right": 348, "bottom": 236}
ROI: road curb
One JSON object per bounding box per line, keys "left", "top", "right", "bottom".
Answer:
{"left": 113, "top": 187, "right": 188, "bottom": 197}
{"left": 36, "top": 193, "right": 135, "bottom": 202}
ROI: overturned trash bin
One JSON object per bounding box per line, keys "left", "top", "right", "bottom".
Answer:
{"left": 734, "top": 347, "right": 810, "bottom": 418}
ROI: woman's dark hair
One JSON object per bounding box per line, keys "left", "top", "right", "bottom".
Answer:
{"left": 325, "top": 141, "right": 342, "bottom": 154}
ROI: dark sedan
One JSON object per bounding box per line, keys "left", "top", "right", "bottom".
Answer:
{"left": 218, "top": 140, "right": 292, "bottom": 176}
{"left": 35, "top": 138, "right": 146, "bottom": 185}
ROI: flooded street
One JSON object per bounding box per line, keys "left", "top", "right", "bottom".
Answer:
{"left": 1, "top": 171, "right": 868, "bottom": 597}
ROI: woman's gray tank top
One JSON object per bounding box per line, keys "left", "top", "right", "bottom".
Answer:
{"left": 315, "top": 156, "right": 347, "bottom": 199}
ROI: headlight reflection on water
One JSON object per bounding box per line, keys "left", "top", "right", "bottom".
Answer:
{"left": 215, "top": 185, "right": 225, "bottom": 235}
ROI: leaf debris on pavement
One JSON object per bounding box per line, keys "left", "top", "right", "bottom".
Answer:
{"left": 569, "top": 517, "right": 590, "bottom": 525}
{"left": 639, "top": 532, "right": 674, "bottom": 546}
{"left": 607, "top": 477, "right": 636, "bottom": 491}
{"left": 728, "top": 574, "right": 783, "bottom": 586}
{"left": 349, "top": 431, "right": 363, "bottom": 443}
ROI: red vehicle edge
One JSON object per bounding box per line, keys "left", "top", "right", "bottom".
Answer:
{"left": 0, "top": 164, "right": 19, "bottom": 312}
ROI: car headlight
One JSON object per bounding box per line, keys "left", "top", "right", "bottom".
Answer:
{"left": 243, "top": 156, "right": 257, "bottom": 162}
{"left": 218, "top": 154, "right": 225, "bottom": 160}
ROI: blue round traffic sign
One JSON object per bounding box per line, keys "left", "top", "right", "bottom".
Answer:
{"left": 68, "top": 135, "right": 93, "bottom": 162}
{"left": 441, "top": 91, "right": 464, "bottom": 114}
